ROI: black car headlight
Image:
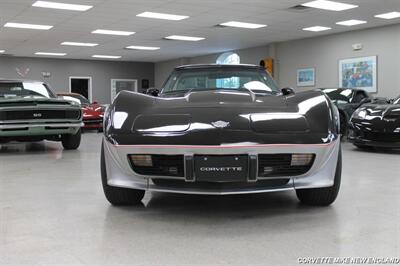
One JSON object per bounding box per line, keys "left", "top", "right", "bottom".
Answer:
{"left": 351, "top": 108, "right": 367, "bottom": 120}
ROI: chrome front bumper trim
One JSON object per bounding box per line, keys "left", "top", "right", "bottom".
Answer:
{"left": 103, "top": 137, "right": 340, "bottom": 195}
{"left": 0, "top": 122, "right": 83, "bottom": 129}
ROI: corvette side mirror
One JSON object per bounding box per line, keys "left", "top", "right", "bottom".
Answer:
{"left": 146, "top": 88, "right": 160, "bottom": 97}
{"left": 281, "top": 87, "right": 295, "bottom": 96}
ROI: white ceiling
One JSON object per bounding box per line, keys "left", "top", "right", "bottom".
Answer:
{"left": 0, "top": 0, "right": 400, "bottom": 62}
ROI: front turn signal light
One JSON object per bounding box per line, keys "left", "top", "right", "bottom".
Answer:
{"left": 291, "top": 154, "right": 314, "bottom": 166}
{"left": 130, "top": 155, "right": 153, "bottom": 167}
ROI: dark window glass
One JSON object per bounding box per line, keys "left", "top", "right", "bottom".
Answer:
{"left": 162, "top": 68, "right": 280, "bottom": 95}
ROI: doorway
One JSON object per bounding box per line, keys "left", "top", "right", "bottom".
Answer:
{"left": 69, "top": 76, "right": 92, "bottom": 102}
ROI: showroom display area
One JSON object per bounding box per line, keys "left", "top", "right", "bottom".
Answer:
{"left": 1, "top": 0, "right": 400, "bottom": 265}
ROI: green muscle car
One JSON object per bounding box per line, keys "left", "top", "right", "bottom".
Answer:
{"left": 0, "top": 80, "right": 83, "bottom": 150}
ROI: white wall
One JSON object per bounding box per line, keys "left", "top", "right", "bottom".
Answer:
{"left": 0, "top": 56, "right": 154, "bottom": 104}
{"left": 155, "top": 23, "right": 400, "bottom": 99}
{"left": 276, "top": 24, "right": 400, "bottom": 98}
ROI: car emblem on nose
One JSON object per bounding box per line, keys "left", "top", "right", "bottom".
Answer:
{"left": 33, "top": 113, "right": 42, "bottom": 118}
{"left": 211, "top": 120, "right": 230, "bottom": 128}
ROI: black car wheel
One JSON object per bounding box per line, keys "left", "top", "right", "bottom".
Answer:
{"left": 101, "top": 141, "right": 145, "bottom": 206}
{"left": 354, "top": 144, "right": 373, "bottom": 150}
{"left": 61, "top": 128, "right": 81, "bottom": 150}
{"left": 296, "top": 148, "right": 341, "bottom": 206}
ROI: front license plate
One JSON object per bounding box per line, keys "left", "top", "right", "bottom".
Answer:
{"left": 194, "top": 155, "right": 248, "bottom": 182}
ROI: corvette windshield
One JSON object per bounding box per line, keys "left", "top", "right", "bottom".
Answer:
{"left": 162, "top": 68, "right": 280, "bottom": 94}
{"left": 323, "top": 89, "right": 352, "bottom": 103}
{"left": 0, "top": 82, "right": 55, "bottom": 99}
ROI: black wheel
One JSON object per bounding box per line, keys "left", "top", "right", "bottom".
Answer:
{"left": 101, "top": 141, "right": 145, "bottom": 206}
{"left": 339, "top": 112, "right": 347, "bottom": 139}
{"left": 97, "top": 127, "right": 103, "bottom": 133}
{"left": 61, "top": 128, "right": 81, "bottom": 150}
{"left": 296, "top": 148, "right": 341, "bottom": 206}
{"left": 354, "top": 144, "right": 373, "bottom": 150}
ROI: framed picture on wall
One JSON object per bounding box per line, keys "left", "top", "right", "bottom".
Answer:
{"left": 297, "top": 68, "right": 315, "bottom": 87}
{"left": 339, "top": 56, "right": 377, "bottom": 93}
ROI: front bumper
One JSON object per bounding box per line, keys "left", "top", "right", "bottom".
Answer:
{"left": 0, "top": 121, "right": 83, "bottom": 137}
{"left": 348, "top": 122, "right": 400, "bottom": 148}
{"left": 83, "top": 118, "right": 103, "bottom": 129}
{"left": 103, "top": 137, "right": 340, "bottom": 195}
{"left": 348, "top": 131, "right": 400, "bottom": 148}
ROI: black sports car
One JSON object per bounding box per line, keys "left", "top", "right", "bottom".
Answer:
{"left": 320, "top": 88, "right": 371, "bottom": 136}
{"left": 348, "top": 95, "right": 400, "bottom": 149}
{"left": 101, "top": 64, "right": 342, "bottom": 206}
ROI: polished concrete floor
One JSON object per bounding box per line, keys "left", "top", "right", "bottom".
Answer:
{"left": 0, "top": 133, "right": 399, "bottom": 265}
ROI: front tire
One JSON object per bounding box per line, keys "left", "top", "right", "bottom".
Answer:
{"left": 296, "top": 148, "right": 341, "bottom": 206}
{"left": 61, "top": 128, "right": 81, "bottom": 150}
{"left": 101, "top": 141, "right": 145, "bottom": 206}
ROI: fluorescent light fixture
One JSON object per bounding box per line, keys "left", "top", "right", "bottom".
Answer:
{"left": 35, "top": 52, "right": 66, "bottom": 56}
{"left": 302, "top": 0, "right": 358, "bottom": 11}
{"left": 0, "top": 50, "right": 5, "bottom": 53}
{"left": 164, "top": 35, "right": 205, "bottom": 41}
{"left": 92, "top": 29, "right": 135, "bottom": 36}
{"left": 4, "top": 22, "right": 53, "bottom": 30}
{"left": 125, "top": 45, "right": 160, "bottom": 50}
{"left": 92, "top": 55, "right": 121, "bottom": 59}
{"left": 336, "top": 19, "right": 367, "bottom": 26}
{"left": 136, "top": 11, "right": 188, "bottom": 21}
{"left": 219, "top": 21, "right": 267, "bottom": 29}
{"left": 61, "top": 42, "right": 98, "bottom": 47}
{"left": 32, "top": 1, "right": 92, "bottom": 11}
{"left": 302, "top": 26, "right": 332, "bottom": 32}
{"left": 375, "top": 12, "right": 400, "bottom": 19}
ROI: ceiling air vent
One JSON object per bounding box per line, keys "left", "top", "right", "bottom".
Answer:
{"left": 287, "top": 5, "right": 312, "bottom": 12}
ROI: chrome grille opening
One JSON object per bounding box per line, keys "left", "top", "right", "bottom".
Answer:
{"left": 128, "top": 154, "right": 184, "bottom": 177}
{"left": 258, "top": 154, "right": 315, "bottom": 177}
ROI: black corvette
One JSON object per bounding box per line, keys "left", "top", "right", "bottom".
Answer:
{"left": 348, "top": 95, "right": 400, "bottom": 149}
{"left": 320, "top": 88, "right": 371, "bottom": 136}
{"left": 101, "top": 64, "right": 342, "bottom": 206}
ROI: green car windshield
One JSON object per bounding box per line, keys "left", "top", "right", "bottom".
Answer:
{"left": 0, "top": 82, "right": 55, "bottom": 99}
{"left": 162, "top": 68, "right": 280, "bottom": 94}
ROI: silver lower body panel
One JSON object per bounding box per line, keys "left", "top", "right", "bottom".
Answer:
{"left": 103, "top": 137, "right": 340, "bottom": 195}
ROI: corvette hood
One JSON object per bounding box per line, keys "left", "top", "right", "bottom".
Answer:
{"left": 157, "top": 90, "right": 287, "bottom": 109}
{"left": 361, "top": 104, "right": 400, "bottom": 118}
{"left": 0, "top": 97, "right": 77, "bottom": 108}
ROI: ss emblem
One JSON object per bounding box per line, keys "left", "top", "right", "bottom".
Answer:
{"left": 33, "top": 113, "right": 42, "bottom": 118}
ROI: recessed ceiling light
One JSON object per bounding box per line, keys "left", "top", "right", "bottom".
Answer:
{"left": 35, "top": 52, "right": 66, "bottom": 56}
{"left": 4, "top": 22, "right": 53, "bottom": 30}
{"left": 92, "top": 55, "right": 121, "bottom": 59}
{"left": 303, "top": 26, "right": 332, "bottom": 32}
{"left": 61, "top": 42, "right": 98, "bottom": 47}
{"left": 136, "top": 12, "right": 189, "bottom": 21}
{"left": 92, "top": 29, "right": 135, "bottom": 36}
{"left": 375, "top": 12, "right": 400, "bottom": 19}
{"left": 164, "top": 35, "right": 205, "bottom": 41}
{"left": 302, "top": 0, "right": 358, "bottom": 11}
{"left": 336, "top": 19, "right": 367, "bottom": 26}
{"left": 32, "top": 1, "right": 92, "bottom": 11}
{"left": 125, "top": 45, "right": 160, "bottom": 51}
{"left": 0, "top": 50, "right": 5, "bottom": 53}
{"left": 219, "top": 21, "right": 267, "bottom": 29}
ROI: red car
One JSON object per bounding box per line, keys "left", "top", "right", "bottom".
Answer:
{"left": 57, "top": 93, "right": 105, "bottom": 131}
